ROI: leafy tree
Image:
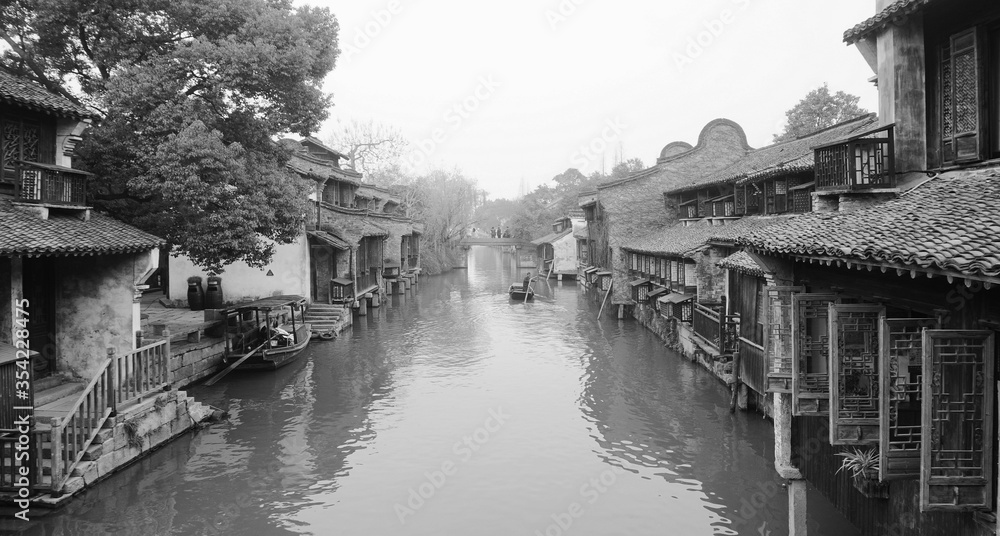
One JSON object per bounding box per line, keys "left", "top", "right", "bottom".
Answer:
{"left": 0, "top": 0, "right": 339, "bottom": 273}
{"left": 326, "top": 119, "right": 408, "bottom": 179}
{"left": 773, "top": 84, "right": 869, "bottom": 142}
{"left": 396, "top": 168, "right": 482, "bottom": 273}
{"left": 609, "top": 157, "right": 645, "bottom": 180}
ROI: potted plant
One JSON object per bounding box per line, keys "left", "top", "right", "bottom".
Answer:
{"left": 836, "top": 447, "right": 888, "bottom": 499}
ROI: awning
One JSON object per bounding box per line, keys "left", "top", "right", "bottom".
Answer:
{"left": 647, "top": 287, "right": 669, "bottom": 300}
{"left": 331, "top": 277, "right": 352, "bottom": 286}
{"left": 659, "top": 292, "right": 694, "bottom": 304}
{"left": 628, "top": 278, "right": 650, "bottom": 287}
{"left": 584, "top": 266, "right": 599, "bottom": 274}
{"left": 308, "top": 230, "right": 350, "bottom": 250}
{"left": 596, "top": 271, "right": 612, "bottom": 276}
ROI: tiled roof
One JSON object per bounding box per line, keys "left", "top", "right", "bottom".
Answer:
{"left": 708, "top": 215, "right": 799, "bottom": 244}
{"left": 0, "top": 69, "right": 91, "bottom": 118}
{"left": 668, "top": 115, "right": 879, "bottom": 194}
{"left": 843, "top": 0, "right": 936, "bottom": 44}
{"left": 531, "top": 228, "right": 572, "bottom": 246}
{"left": 0, "top": 201, "right": 163, "bottom": 256}
{"left": 717, "top": 250, "right": 766, "bottom": 278}
{"left": 287, "top": 152, "right": 362, "bottom": 185}
{"left": 738, "top": 168, "right": 1000, "bottom": 278}
{"left": 623, "top": 216, "right": 797, "bottom": 257}
{"left": 327, "top": 217, "right": 388, "bottom": 244}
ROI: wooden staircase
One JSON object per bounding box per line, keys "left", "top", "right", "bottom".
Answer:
{"left": 303, "top": 303, "right": 348, "bottom": 339}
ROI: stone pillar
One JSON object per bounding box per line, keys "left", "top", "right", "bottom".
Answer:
{"left": 557, "top": 274, "right": 563, "bottom": 281}
{"left": 788, "top": 479, "right": 808, "bottom": 536}
{"left": 371, "top": 293, "right": 380, "bottom": 308}
{"left": 357, "top": 298, "right": 367, "bottom": 316}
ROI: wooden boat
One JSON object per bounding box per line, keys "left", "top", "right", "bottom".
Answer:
{"left": 222, "top": 295, "right": 311, "bottom": 371}
{"left": 508, "top": 284, "right": 534, "bottom": 301}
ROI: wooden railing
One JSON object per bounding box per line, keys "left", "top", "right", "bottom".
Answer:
{"left": 15, "top": 162, "right": 90, "bottom": 206}
{"left": 693, "top": 303, "right": 722, "bottom": 350}
{"left": 814, "top": 124, "right": 895, "bottom": 191}
{"left": 738, "top": 337, "right": 767, "bottom": 396}
{"left": 49, "top": 340, "right": 171, "bottom": 494}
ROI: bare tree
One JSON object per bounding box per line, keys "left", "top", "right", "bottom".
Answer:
{"left": 326, "top": 119, "right": 408, "bottom": 179}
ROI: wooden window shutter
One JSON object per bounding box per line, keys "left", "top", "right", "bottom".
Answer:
{"left": 829, "top": 304, "right": 884, "bottom": 445}
{"left": 879, "top": 318, "right": 939, "bottom": 481}
{"left": 791, "top": 293, "right": 839, "bottom": 416}
{"left": 764, "top": 286, "right": 802, "bottom": 393}
{"left": 941, "top": 27, "right": 983, "bottom": 163}
{"left": 920, "top": 330, "right": 994, "bottom": 512}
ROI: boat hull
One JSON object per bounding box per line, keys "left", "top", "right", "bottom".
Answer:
{"left": 508, "top": 285, "right": 534, "bottom": 301}
{"left": 232, "top": 324, "right": 311, "bottom": 371}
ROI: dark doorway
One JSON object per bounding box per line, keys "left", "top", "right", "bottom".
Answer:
{"left": 22, "top": 257, "right": 56, "bottom": 378}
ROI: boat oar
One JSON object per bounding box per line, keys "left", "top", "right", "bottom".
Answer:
{"left": 524, "top": 277, "right": 535, "bottom": 303}
{"left": 204, "top": 333, "right": 279, "bottom": 386}
{"left": 597, "top": 280, "right": 613, "bottom": 318}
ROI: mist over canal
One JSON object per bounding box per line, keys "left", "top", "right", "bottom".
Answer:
{"left": 15, "top": 247, "right": 858, "bottom": 535}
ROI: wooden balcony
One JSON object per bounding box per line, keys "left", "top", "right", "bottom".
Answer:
{"left": 15, "top": 162, "right": 91, "bottom": 206}
{"left": 814, "top": 124, "right": 894, "bottom": 191}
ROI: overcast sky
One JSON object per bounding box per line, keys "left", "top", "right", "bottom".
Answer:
{"left": 309, "top": 0, "right": 879, "bottom": 199}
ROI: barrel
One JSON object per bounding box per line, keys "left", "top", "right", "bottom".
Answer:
{"left": 187, "top": 278, "right": 205, "bottom": 311}
{"left": 205, "top": 276, "right": 224, "bottom": 309}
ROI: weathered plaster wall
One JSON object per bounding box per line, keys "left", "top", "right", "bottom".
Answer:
{"left": 552, "top": 235, "right": 577, "bottom": 274}
{"left": 877, "top": 13, "right": 926, "bottom": 171}
{"left": 168, "top": 235, "right": 310, "bottom": 304}
{"left": 694, "top": 246, "right": 728, "bottom": 303}
{"left": 601, "top": 120, "right": 751, "bottom": 304}
{"left": 54, "top": 254, "right": 140, "bottom": 380}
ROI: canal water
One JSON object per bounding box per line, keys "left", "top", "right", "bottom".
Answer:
{"left": 13, "top": 247, "right": 859, "bottom": 535}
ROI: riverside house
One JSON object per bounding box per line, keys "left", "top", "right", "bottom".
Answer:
{"left": 606, "top": 0, "right": 1000, "bottom": 533}
{"left": 728, "top": 0, "right": 1000, "bottom": 534}
{"left": 168, "top": 137, "right": 422, "bottom": 321}
{"left": 533, "top": 214, "right": 585, "bottom": 281}
{"left": 0, "top": 69, "right": 213, "bottom": 505}
{"left": 578, "top": 119, "right": 752, "bottom": 313}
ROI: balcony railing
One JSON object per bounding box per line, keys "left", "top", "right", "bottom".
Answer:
{"left": 814, "top": 124, "right": 894, "bottom": 191}
{"left": 692, "top": 300, "right": 740, "bottom": 354}
{"left": 15, "top": 161, "right": 90, "bottom": 206}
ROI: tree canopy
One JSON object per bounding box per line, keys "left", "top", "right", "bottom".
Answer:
{"left": 773, "top": 84, "right": 869, "bottom": 143}
{"left": 0, "top": 0, "right": 340, "bottom": 273}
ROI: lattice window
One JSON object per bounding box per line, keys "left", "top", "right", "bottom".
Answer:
{"left": 734, "top": 186, "right": 746, "bottom": 215}
{"left": 773, "top": 180, "right": 787, "bottom": 213}
{"left": 746, "top": 185, "right": 761, "bottom": 214}
{"left": 879, "top": 318, "right": 938, "bottom": 480}
{"left": 764, "top": 181, "right": 776, "bottom": 214}
{"left": 920, "top": 330, "right": 994, "bottom": 512}
{"left": 830, "top": 305, "right": 884, "bottom": 445}
{"left": 724, "top": 200, "right": 735, "bottom": 216}
{"left": 792, "top": 294, "right": 838, "bottom": 416}
{"left": 764, "top": 286, "right": 802, "bottom": 393}
{"left": 791, "top": 189, "right": 811, "bottom": 213}
{"left": 941, "top": 28, "right": 982, "bottom": 163}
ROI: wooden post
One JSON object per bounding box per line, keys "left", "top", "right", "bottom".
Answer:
{"left": 730, "top": 350, "right": 742, "bottom": 413}
{"left": 48, "top": 417, "right": 63, "bottom": 496}
{"left": 107, "top": 348, "right": 118, "bottom": 415}
{"left": 164, "top": 333, "right": 173, "bottom": 388}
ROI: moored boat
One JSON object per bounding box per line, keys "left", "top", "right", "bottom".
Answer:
{"left": 223, "top": 295, "right": 311, "bottom": 371}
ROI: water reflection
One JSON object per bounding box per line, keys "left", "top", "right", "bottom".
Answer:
{"left": 7, "top": 246, "right": 858, "bottom": 536}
